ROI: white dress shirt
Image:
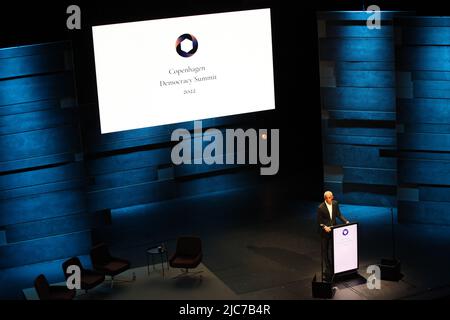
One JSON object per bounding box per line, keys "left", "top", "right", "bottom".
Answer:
{"left": 325, "top": 201, "right": 333, "bottom": 221}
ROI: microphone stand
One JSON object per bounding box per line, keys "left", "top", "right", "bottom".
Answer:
{"left": 321, "top": 233, "right": 324, "bottom": 282}
{"left": 379, "top": 205, "right": 401, "bottom": 280}
{"left": 390, "top": 207, "right": 396, "bottom": 260}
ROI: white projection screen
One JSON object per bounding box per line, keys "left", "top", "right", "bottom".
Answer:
{"left": 333, "top": 223, "right": 358, "bottom": 274}
{"left": 92, "top": 8, "right": 275, "bottom": 134}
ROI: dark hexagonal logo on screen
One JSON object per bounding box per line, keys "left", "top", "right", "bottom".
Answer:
{"left": 176, "top": 34, "right": 198, "bottom": 57}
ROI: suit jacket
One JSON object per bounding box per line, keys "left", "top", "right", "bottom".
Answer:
{"left": 317, "top": 200, "right": 348, "bottom": 237}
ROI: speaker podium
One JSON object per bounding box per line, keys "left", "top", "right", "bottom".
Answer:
{"left": 312, "top": 222, "right": 359, "bottom": 298}
{"left": 332, "top": 222, "right": 359, "bottom": 276}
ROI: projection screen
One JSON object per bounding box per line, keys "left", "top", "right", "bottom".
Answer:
{"left": 92, "top": 8, "right": 275, "bottom": 134}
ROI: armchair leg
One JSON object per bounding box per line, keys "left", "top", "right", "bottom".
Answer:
{"left": 106, "top": 273, "right": 136, "bottom": 288}
{"left": 172, "top": 269, "right": 203, "bottom": 280}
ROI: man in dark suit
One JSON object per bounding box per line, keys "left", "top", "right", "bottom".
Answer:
{"left": 317, "top": 191, "right": 349, "bottom": 281}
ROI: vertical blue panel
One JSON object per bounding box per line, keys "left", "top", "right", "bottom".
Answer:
{"left": 318, "top": 11, "right": 403, "bottom": 207}
{"left": 396, "top": 16, "right": 450, "bottom": 225}
{"left": 0, "top": 41, "right": 94, "bottom": 301}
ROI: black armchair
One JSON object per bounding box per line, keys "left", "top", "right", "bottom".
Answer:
{"left": 34, "top": 274, "right": 76, "bottom": 300}
{"left": 169, "top": 236, "right": 203, "bottom": 278}
{"left": 89, "top": 243, "right": 131, "bottom": 287}
{"left": 62, "top": 257, "right": 105, "bottom": 293}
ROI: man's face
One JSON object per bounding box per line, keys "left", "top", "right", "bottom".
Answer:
{"left": 325, "top": 193, "right": 333, "bottom": 205}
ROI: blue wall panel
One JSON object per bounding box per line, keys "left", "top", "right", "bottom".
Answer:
{"left": 326, "top": 135, "right": 395, "bottom": 146}
{"left": 399, "top": 151, "right": 450, "bottom": 161}
{"left": 398, "top": 47, "right": 450, "bottom": 71}
{"left": 0, "top": 41, "right": 96, "bottom": 298}
{"left": 0, "top": 180, "right": 85, "bottom": 200}
{"left": 318, "top": 11, "right": 402, "bottom": 206}
{"left": 0, "top": 99, "right": 63, "bottom": 117}
{"left": 317, "top": 11, "right": 406, "bottom": 20}
{"left": 0, "top": 109, "right": 77, "bottom": 135}
{"left": 396, "top": 16, "right": 450, "bottom": 224}
{"left": 175, "top": 163, "right": 242, "bottom": 178}
{"left": 419, "top": 186, "right": 450, "bottom": 202}
{"left": 0, "top": 125, "right": 79, "bottom": 163}
{"left": 0, "top": 189, "right": 86, "bottom": 226}
{"left": 399, "top": 133, "right": 450, "bottom": 151}
{"left": 335, "top": 62, "right": 394, "bottom": 71}
{"left": 325, "top": 25, "right": 393, "bottom": 38}
{"left": 84, "top": 118, "right": 265, "bottom": 211}
{"left": 336, "top": 70, "right": 395, "bottom": 87}
{"left": 85, "top": 111, "right": 267, "bottom": 153}
{"left": 0, "top": 231, "right": 91, "bottom": 269}
{"left": 5, "top": 212, "right": 105, "bottom": 243}
{"left": 340, "top": 190, "right": 396, "bottom": 207}
{"left": 326, "top": 127, "right": 395, "bottom": 137}
{"left": 400, "top": 27, "right": 450, "bottom": 45}
{"left": 0, "top": 154, "right": 76, "bottom": 173}
{"left": 319, "top": 38, "right": 394, "bottom": 61}
{"left": 321, "top": 87, "right": 396, "bottom": 111}
{"left": 87, "top": 149, "right": 171, "bottom": 175}
{"left": 0, "top": 163, "right": 84, "bottom": 191}
{"left": 403, "top": 124, "right": 450, "bottom": 134}
{"left": 177, "top": 170, "right": 259, "bottom": 198}
{"left": 90, "top": 166, "right": 159, "bottom": 191}
{"left": 327, "top": 110, "right": 395, "bottom": 121}
{"left": 0, "top": 73, "right": 75, "bottom": 106}
{"left": 0, "top": 52, "right": 69, "bottom": 79}
{"left": 343, "top": 167, "right": 396, "bottom": 185}
{"left": 398, "top": 98, "right": 450, "bottom": 124}
{"left": 87, "top": 177, "right": 176, "bottom": 212}
{"left": 320, "top": 14, "right": 450, "bottom": 221}
{"left": 324, "top": 144, "right": 396, "bottom": 169}
{"left": 398, "top": 159, "right": 450, "bottom": 185}
{"left": 0, "top": 42, "right": 70, "bottom": 59}
{"left": 413, "top": 80, "right": 450, "bottom": 99}
{"left": 413, "top": 71, "right": 450, "bottom": 81}
{"left": 398, "top": 201, "right": 450, "bottom": 225}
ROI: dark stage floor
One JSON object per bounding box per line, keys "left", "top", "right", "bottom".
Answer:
{"left": 3, "top": 182, "right": 450, "bottom": 299}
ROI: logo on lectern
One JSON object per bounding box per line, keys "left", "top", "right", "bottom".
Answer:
{"left": 176, "top": 34, "right": 198, "bottom": 57}
{"left": 342, "top": 228, "right": 349, "bottom": 236}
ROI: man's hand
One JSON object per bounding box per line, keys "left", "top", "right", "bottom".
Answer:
{"left": 346, "top": 221, "right": 350, "bottom": 224}
{"left": 324, "top": 226, "right": 331, "bottom": 233}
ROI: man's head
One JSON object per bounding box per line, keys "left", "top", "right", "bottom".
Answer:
{"left": 324, "top": 191, "right": 333, "bottom": 205}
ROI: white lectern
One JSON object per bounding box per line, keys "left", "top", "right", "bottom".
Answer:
{"left": 332, "top": 222, "right": 359, "bottom": 275}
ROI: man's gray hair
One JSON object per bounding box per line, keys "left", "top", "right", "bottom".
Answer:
{"left": 324, "top": 191, "right": 333, "bottom": 199}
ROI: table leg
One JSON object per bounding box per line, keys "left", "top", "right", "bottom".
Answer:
{"left": 147, "top": 253, "right": 149, "bottom": 275}
{"left": 160, "top": 252, "right": 164, "bottom": 277}
{"left": 152, "top": 254, "right": 155, "bottom": 271}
